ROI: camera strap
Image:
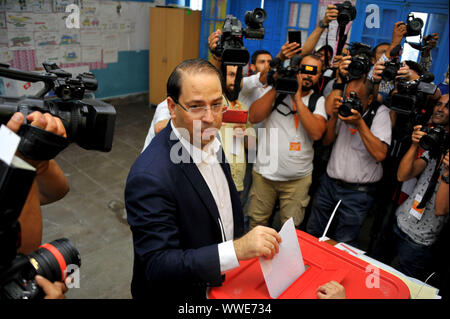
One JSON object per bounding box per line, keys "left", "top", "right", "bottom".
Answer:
{"left": 417, "top": 154, "right": 444, "bottom": 209}
{"left": 17, "top": 124, "right": 69, "bottom": 161}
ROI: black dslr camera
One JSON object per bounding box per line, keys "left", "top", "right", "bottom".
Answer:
{"left": 419, "top": 125, "right": 449, "bottom": 155}
{"left": 335, "top": 1, "right": 356, "bottom": 26}
{"left": 381, "top": 45, "right": 402, "bottom": 82}
{"left": 0, "top": 63, "right": 116, "bottom": 159}
{"left": 347, "top": 42, "right": 373, "bottom": 80}
{"left": 405, "top": 13, "right": 424, "bottom": 37}
{"left": 212, "top": 8, "right": 266, "bottom": 66}
{"left": 339, "top": 91, "right": 363, "bottom": 117}
{"left": 1, "top": 141, "right": 81, "bottom": 299}
{"left": 267, "top": 55, "right": 302, "bottom": 95}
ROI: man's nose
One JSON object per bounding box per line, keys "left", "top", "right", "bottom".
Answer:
{"left": 202, "top": 107, "right": 215, "bottom": 123}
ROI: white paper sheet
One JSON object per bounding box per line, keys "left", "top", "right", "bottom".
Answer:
{"left": 258, "top": 218, "right": 306, "bottom": 299}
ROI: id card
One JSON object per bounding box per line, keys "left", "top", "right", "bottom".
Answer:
{"left": 409, "top": 194, "right": 425, "bottom": 220}
{"left": 288, "top": 136, "right": 301, "bottom": 158}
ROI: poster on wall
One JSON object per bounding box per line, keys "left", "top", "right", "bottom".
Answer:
{"left": 80, "top": 29, "right": 100, "bottom": 46}
{"left": 59, "top": 29, "right": 79, "bottom": 45}
{"left": 8, "top": 31, "right": 34, "bottom": 50}
{"left": 81, "top": 46, "right": 101, "bottom": 63}
{"left": 35, "top": 46, "right": 59, "bottom": 67}
{"left": 5, "top": 12, "right": 35, "bottom": 31}
{"left": 0, "top": 46, "right": 12, "bottom": 63}
{"left": 53, "top": 0, "right": 79, "bottom": 13}
{"left": 34, "top": 31, "right": 58, "bottom": 47}
{"left": 102, "top": 48, "right": 117, "bottom": 64}
{"left": 33, "top": 12, "right": 58, "bottom": 31}
{"left": 59, "top": 44, "right": 81, "bottom": 63}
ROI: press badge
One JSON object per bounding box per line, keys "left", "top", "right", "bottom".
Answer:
{"left": 409, "top": 194, "right": 425, "bottom": 220}
{"left": 288, "top": 136, "right": 302, "bottom": 157}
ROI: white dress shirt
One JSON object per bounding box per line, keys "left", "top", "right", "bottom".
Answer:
{"left": 170, "top": 121, "right": 240, "bottom": 273}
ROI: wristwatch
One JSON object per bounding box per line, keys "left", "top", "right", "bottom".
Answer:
{"left": 319, "top": 20, "right": 329, "bottom": 29}
{"left": 442, "top": 174, "right": 449, "bottom": 184}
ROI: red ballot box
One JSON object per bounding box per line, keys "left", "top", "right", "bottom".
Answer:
{"left": 209, "top": 230, "right": 410, "bottom": 299}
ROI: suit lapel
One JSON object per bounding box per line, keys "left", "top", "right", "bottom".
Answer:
{"left": 166, "top": 122, "right": 222, "bottom": 230}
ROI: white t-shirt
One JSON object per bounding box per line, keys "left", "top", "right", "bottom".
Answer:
{"left": 142, "top": 99, "right": 171, "bottom": 152}
{"left": 238, "top": 72, "right": 272, "bottom": 130}
{"left": 254, "top": 91, "right": 327, "bottom": 181}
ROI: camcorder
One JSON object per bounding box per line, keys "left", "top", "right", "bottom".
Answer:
{"left": 267, "top": 55, "right": 303, "bottom": 95}
{"left": 388, "top": 72, "right": 438, "bottom": 124}
{"left": 0, "top": 62, "right": 116, "bottom": 160}
{"left": 381, "top": 45, "right": 402, "bottom": 82}
{"left": 347, "top": 42, "right": 373, "bottom": 81}
{"left": 212, "top": 8, "right": 266, "bottom": 66}
{"left": 338, "top": 91, "right": 363, "bottom": 117}
{"left": 419, "top": 125, "right": 449, "bottom": 156}
{"left": 335, "top": 1, "right": 357, "bottom": 26}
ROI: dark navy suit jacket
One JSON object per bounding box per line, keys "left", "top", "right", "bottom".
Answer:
{"left": 125, "top": 122, "right": 244, "bottom": 300}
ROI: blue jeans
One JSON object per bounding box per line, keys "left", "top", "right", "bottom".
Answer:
{"left": 393, "top": 222, "right": 433, "bottom": 281}
{"left": 306, "top": 173, "right": 376, "bottom": 247}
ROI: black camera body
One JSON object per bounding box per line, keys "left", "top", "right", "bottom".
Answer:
{"left": 419, "top": 125, "right": 449, "bottom": 155}
{"left": 405, "top": 13, "right": 424, "bottom": 37}
{"left": 267, "top": 56, "right": 302, "bottom": 95}
{"left": 382, "top": 59, "right": 402, "bottom": 82}
{"left": 347, "top": 42, "right": 372, "bottom": 80}
{"left": 0, "top": 63, "right": 116, "bottom": 156}
{"left": 212, "top": 8, "right": 266, "bottom": 66}
{"left": 339, "top": 91, "right": 363, "bottom": 117}
{"left": 335, "top": 1, "right": 356, "bottom": 26}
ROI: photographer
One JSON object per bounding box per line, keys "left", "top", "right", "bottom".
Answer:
{"left": 4, "top": 111, "right": 69, "bottom": 298}
{"left": 390, "top": 93, "right": 449, "bottom": 280}
{"left": 247, "top": 54, "right": 327, "bottom": 229}
{"left": 306, "top": 66, "right": 392, "bottom": 246}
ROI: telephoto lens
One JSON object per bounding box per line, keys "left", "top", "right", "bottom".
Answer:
{"left": 28, "top": 238, "right": 81, "bottom": 283}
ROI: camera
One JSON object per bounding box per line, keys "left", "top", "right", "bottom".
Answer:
{"left": 0, "top": 63, "right": 116, "bottom": 155}
{"left": 338, "top": 91, "right": 363, "bottom": 117}
{"left": 389, "top": 73, "right": 437, "bottom": 124}
{"left": 335, "top": 1, "right": 356, "bottom": 26}
{"left": 405, "top": 13, "right": 424, "bottom": 37}
{"left": 267, "top": 55, "right": 302, "bottom": 95}
{"left": 419, "top": 125, "right": 449, "bottom": 155}
{"left": 347, "top": 42, "right": 372, "bottom": 80}
{"left": 0, "top": 238, "right": 81, "bottom": 299}
{"left": 381, "top": 45, "right": 402, "bottom": 82}
{"left": 212, "top": 8, "right": 266, "bottom": 66}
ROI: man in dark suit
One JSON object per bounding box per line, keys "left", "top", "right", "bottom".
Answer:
{"left": 125, "top": 59, "right": 282, "bottom": 300}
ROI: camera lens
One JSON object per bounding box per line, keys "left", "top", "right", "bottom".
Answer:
{"left": 245, "top": 8, "right": 266, "bottom": 25}
{"left": 338, "top": 102, "right": 353, "bottom": 117}
{"left": 28, "top": 238, "right": 81, "bottom": 282}
{"left": 419, "top": 134, "right": 435, "bottom": 151}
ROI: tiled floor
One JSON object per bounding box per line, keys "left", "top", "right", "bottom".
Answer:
{"left": 40, "top": 100, "right": 375, "bottom": 299}
{"left": 41, "top": 101, "right": 154, "bottom": 299}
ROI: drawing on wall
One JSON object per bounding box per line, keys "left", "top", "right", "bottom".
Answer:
{"left": 6, "top": 13, "right": 34, "bottom": 31}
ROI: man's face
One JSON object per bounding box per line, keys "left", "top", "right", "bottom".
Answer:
{"left": 226, "top": 65, "right": 238, "bottom": 92}
{"left": 375, "top": 44, "right": 389, "bottom": 62}
{"left": 316, "top": 49, "right": 332, "bottom": 68}
{"left": 251, "top": 53, "right": 272, "bottom": 74}
{"left": 299, "top": 56, "right": 322, "bottom": 91}
{"left": 345, "top": 78, "right": 372, "bottom": 110}
{"left": 168, "top": 71, "right": 223, "bottom": 148}
{"left": 431, "top": 94, "right": 449, "bottom": 127}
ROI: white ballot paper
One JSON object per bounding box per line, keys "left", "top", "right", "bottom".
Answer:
{"left": 258, "top": 217, "right": 306, "bottom": 298}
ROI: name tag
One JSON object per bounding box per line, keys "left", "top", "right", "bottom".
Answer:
{"left": 288, "top": 137, "right": 301, "bottom": 157}
{"left": 409, "top": 194, "right": 425, "bottom": 220}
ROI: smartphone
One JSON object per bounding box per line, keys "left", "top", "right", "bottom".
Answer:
{"left": 288, "top": 30, "right": 302, "bottom": 45}
{"left": 222, "top": 109, "right": 248, "bottom": 124}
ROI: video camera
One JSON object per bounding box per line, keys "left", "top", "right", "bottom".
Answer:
{"left": 0, "top": 63, "right": 116, "bottom": 159}
{"left": 267, "top": 55, "right": 303, "bottom": 95}
{"left": 346, "top": 42, "right": 373, "bottom": 81}
{"left": 212, "top": 8, "right": 266, "bottom": 66}
{"left": 388, "top": 72, "right": 437, "bottom": 124}
{"left": 0, "top": 133, "right": 81, "bottom": 299}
